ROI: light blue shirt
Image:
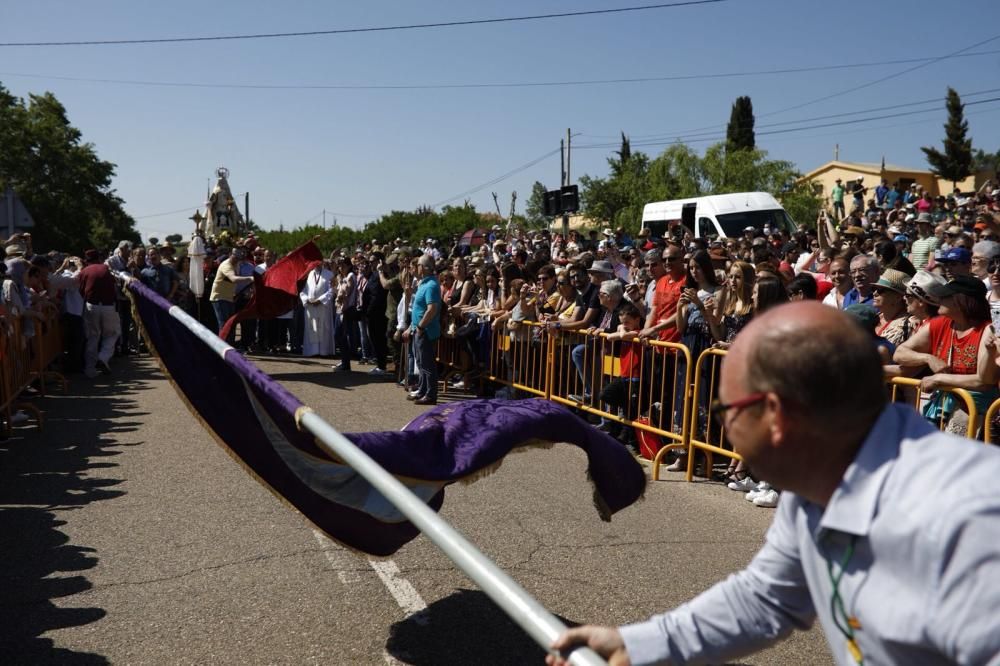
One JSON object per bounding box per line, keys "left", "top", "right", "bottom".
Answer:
{"left": 619, "top": 404, "right": 1000, "bottom": 665}
{"left": 411, "top": 275, "right": 441, "bottom": 341}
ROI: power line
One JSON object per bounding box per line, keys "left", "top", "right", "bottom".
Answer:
{"left": 132, "top": 204, "right": 203, "bottom": 219}
{"left": 654, "top": 32, "right": 1000, "bottom": 140}
{"left": 4, "top": 49, "right": 999, "bottom": 92}
{"left": 575, "top": 97, "right": 1000, "bottom": 150}
{"left": 430, "top": 148, "right": 561, "bottom": 209}
{"left": 758, "top": 32, "right": 1000, "bottom": 119}
{"left": 0, "top": 1, "right": 726, "bottom": 47}
{"left": 323, "top": 210, "right": 380, "bottom": 218}
{"left": 579, "top": 87, "right": 1000, "bottom": 147}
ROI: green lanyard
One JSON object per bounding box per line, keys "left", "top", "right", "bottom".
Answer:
{"left": 826, "top": 534, "right": 863, "bottom": 665}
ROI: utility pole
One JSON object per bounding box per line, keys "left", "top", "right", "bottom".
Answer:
{"left": 562, "top": 127, "right": 571, "bottom": 241}
{"left": 560, "top": 139, "right": 566, "bottom": 187}
{"left": 245, "top": 191, "right": 250, "bottom": 231}
{"left": 323, "top": 209, "right": 326, "bottom": 229}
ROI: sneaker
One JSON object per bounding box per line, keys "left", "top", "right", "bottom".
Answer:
{"left": 452, "top": 380, "right": 467, "bottom": 390}
{"left": 568, "top": 392, "right": 592, "bottom": 403}
{"left": 96, "top": 359, "right": 112, "bottom": 375}
{"left": 330, "top": 363, "right": 351, "bottom": 372}
{"left": 11, "top": 410, "right": 29, "bottom": 425}
{"left": 745, "top": 482, "right": 771, "bottom": 502}
{"left": 367, "top": 367, "right": 389, "bottom": 376}
{"left": 753, "top": 488, "right": 780, "bottom": 508}
{"left": 727, "top": 476, "right": 756, "bottom": 492}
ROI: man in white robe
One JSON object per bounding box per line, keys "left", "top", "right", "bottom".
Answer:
{"left": 299, "top": 261, "right": 335, "bottom": 356}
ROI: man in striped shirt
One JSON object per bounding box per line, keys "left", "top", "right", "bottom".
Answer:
{"left": 909, "top": 213, "right": 939, "bottom": 270}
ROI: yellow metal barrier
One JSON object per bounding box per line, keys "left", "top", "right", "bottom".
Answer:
{"left": 435, "top": 333, "right": 463, "bottom": 395}
{"left": 547, "top": 329, "right": 692, "bottom": 468}
{"left": 483, "top": 325, "right": 511, "bottom": 388}
{"left": 443, "top": 320, "right": 997, "bottom": 482}
{"left": 0, "top": 315, "right": 44, "bottom": 434}
{"left": 31, "top": 310, "right": 68, "bottom": 396}
{"left": 886, "top": 376, "right": 978, "bottom": 439}
{"left": 984, "top": 398, "right": 1000, "bottom": 444}
{"left": 681, "top": 349, "right": 735, "bottom": 482}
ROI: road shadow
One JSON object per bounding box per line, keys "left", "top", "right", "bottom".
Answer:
{"left": 0, "top": 358, "right": 158, "bottom": 663}
{"left": 265, "top": 369, "right": 397, "bottom": 390}
{"left": 385, "top": 588, "right": 576, "bottom": 666}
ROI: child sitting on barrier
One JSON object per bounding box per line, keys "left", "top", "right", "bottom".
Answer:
{"left": 597, "top": 303, "right": 645, "bottom": 451}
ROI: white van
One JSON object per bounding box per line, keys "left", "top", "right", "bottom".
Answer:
{"left": 640, "top": 192, "right": 796, "bottom": 240}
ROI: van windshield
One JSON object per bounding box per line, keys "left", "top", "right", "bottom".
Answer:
{"left": 715, "top": 209, "right": 796, "bottom": 237}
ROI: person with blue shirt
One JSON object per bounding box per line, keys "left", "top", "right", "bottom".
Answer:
{"left": 884, "top": 182, "right": 901, "bottom": 209}
{"left": 548, "top": 302, "right": 1000, "bottom": 666}
{"left": 139, "top": 248, "right": 178, "bottom": 300}
{"left": 404, "top": 254, "right": 441, "bottom": 405}
{"left": 842, "top": 255, "right": 878, "bottom": 309}
{"left": 874, "top": 178, "right": 889, "bottom": 208}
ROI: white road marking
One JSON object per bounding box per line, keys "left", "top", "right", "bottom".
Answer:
{"left": 312, "top": 530, "right": 429, "bottom": 624}
{"left": 368, "top": 559, "right": 429, "bottom": 622}
{"left": 312, "top": 530, "right": 361, "bottom": 583}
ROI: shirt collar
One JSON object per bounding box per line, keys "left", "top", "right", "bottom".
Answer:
{"left": 819, "top": 404, "right": 933, "bottom": 536}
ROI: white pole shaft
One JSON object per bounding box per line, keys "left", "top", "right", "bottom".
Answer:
{"left": 298, "top": 411, "right": 607, "bottom": 666}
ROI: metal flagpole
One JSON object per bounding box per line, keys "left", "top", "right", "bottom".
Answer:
{"left": 298, "top": 411, "right": 608, "bottom": 666}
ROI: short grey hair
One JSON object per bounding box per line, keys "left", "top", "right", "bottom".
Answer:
{"left": 600, "top": 279, "right": 623, "bottom": 300}
{"left": 850, "top": 254, "right": 880, "bottom": 274}
{"left": 972, "top": 240, "right": 1000, "bottom": 260}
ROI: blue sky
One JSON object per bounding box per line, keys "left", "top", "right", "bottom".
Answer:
{"left": 2, "top": 0, "right": 999, "bottom": 241}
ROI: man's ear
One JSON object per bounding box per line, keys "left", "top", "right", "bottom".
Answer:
{"left": 766, "top": 392, "right": 788, "bottom": 448}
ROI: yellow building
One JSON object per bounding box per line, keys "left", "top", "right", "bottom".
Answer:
{"left": 798, "top": 160, "right": 992, "bottom": 206}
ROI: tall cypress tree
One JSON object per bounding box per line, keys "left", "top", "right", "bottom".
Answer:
{"left": 921, "top": 87, "right": 973, "bottom": 187}
{"left": 726, "top": 96, "right": 755, "bottom": 152}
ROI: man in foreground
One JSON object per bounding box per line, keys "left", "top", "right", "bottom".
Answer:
{"left": 548, "top": 301, "right": 1000, "bottom": 665}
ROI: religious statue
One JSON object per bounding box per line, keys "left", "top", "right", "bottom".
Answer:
{"left": 204, "top": 167, "right": 244, "bottom": 237}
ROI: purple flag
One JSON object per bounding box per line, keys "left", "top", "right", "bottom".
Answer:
{"left": 127, "top": 280, "right": 645, "bottom": 556}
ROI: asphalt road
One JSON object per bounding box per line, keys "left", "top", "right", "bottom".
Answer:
{"left": 0, "top": 354, "right": 833, "bottom": 665}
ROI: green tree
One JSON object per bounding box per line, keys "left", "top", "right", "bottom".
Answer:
{"left": 165, "top": 233, "right": 184, "bottom": 244}
{"left": 972, "top": 148, "right": 999, "bottom": 175}
{"left": 580, "top": 139, "right": 820, "bottom": 233}
{"left": 0, "top": 83, "right": 139, "bottom": 252}
{"left": 612, "top": 132, "right": 631, "bottom": 175}
{"left": 921, "top": 87, "right": 973, "bottom": 187}
{"left": 524, "top": 181, "right": 548, "bottom": 227}
{"left": 726, "top": 96, "right": 755, "bottom": 152}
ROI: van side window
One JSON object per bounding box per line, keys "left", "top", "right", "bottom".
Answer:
{"left": 698, "top": 217, "right": 715, "bottom": 238}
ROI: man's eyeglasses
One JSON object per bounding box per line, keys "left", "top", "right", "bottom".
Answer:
{"left": 709, "top": 393, "right": 766, "bottom": 424}
{"left": 556, "top": 280, "right": 569, "bottom": 285}
{"left": 988, "top": 260, "right": 1000, "bottom": 275}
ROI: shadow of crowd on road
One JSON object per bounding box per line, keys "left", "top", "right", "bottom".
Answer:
{"left": 0, "top": 361, "right": 157, "bottom": 663}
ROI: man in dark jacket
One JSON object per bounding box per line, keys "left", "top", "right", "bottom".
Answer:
{"left": 363, "top": 252, "right": 389, "bottom": 375}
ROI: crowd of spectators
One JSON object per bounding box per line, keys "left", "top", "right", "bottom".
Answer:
{"left": 4, "top": 178, "right": 1000, "bottom": 503}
